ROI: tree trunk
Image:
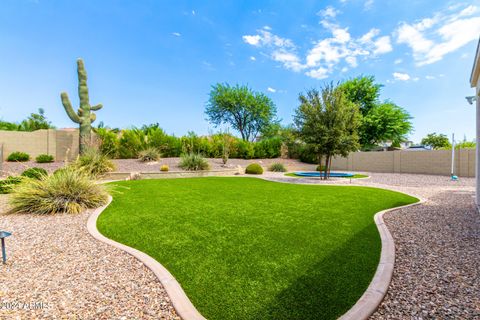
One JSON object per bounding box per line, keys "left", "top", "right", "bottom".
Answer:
{"left": 324, "top": 156, "right": 330, "bottom": 180}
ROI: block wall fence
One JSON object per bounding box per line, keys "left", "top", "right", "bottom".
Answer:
{"left": 0, "top": 129, "right": 80, "bottom": 161}
{"left": 331, "top": 149, "right": 475, "bottom": 177}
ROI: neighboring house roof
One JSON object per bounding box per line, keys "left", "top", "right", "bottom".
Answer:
{"left": 405, "top": 145, "right": 431, "bottom": 151}
{"left": 471, "top": 37, "right": 480, "bottom": 88}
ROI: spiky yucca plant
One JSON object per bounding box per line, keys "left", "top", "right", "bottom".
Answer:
{"left": 9, "top": 168, "right": 109, "bottom": 214}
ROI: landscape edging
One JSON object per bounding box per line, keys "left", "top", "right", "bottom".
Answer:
{"left": 338, "top": 196, "right": 425, "bottom": 320}
{"left": 86, "top": 196, "right": 207, "bottom": 320}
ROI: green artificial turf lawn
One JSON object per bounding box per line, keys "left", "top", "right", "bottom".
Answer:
{"left": 284, "top": 172, "right": 369, "bottom": 179}
{"left": 98, "top": 177, "right": 417, "bottom": 320}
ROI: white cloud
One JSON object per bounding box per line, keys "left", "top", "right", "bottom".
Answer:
{"left": 373, "top": 36, "right": 392, "bottom": 54}
{"left": 250, "top": 56, "right": 256, "bottom": 61}
{"left": 172, "top": 32, "right": 181, "bottom": 37}
{"left": 305, "top": 67, "right": 330, "bottom": 79}
{"left": 271, "top": 50, "right": 305, "bottom": 72}
{"left": 267, "top": 87, "right": 276, "bottom": 93}
{"left": 364, "top": 0, "right": 374, "bottom": 10}
{"left": 263, "top": 25, "right": 272, "bottom": 30}
{"left": 192, "top": 10, "right": 196, "bottom": 15}
{"left": 394, "top": 58, "right": 403, "bottom": 64}
{"left": 242, "top": 30, "right": 294, "bottom": 48}
{"left": 425, "top": 75, "right": 435, "bottom": 80}
{"left": 318, "top": 6, "right": 339, "bottom": 18}
{"left": 345, "top": 56, "right": 358, "bottom": 67}
{"left": 359, "top": 28, "right": 380, "bottom": 43}
{"left": 243, "top": 35, "right": 262, "bottom": 46}
{"left": 396, "top": 4, "right": 480, "bottom": 66}
{"left": 393, "top": 72, "right": 410, "bottom": 81}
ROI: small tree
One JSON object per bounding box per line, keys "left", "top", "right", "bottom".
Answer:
{"left": 205, "top": 83, "right": 277, "bottom": 141}
{"left": 421, "top": 133, "right": 451, "bottom": 149}
{"left": 294, "top": 84, "right": 361, "bottom": 179}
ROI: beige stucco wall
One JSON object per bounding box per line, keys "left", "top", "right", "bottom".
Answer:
{"left": 0, "top": 129, "right": 79, "bottom": 161}
{"left": 331, "top": 149, "right": 475, "bottom": 177}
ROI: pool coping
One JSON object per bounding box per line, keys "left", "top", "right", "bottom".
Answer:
{"left": 87, "top": 184, "right": 424, "bottom": 320}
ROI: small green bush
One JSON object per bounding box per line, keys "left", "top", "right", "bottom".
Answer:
{"left": 73, "top": 148, "right": 116, "bottom": 178}
{"left": 268, "top": 163, "right": 287, "bottom": 172}
{"left": 7, "top": 151, "right": 30, "bottom": 162}
{"left": 35, "top": 154, "right": 54, "bottom": 163}
{"left": 179, "top": 153, "right": 210, "bottom": 171}
{"left": 245, "top": 163, "right": 263, "bottom": 175}
{"left": 316, "top": 165, "right": 326, "bottom": 172}
{"left": 0, "top": 176, "right": 23, "bottom": 194}
{"left": 160, "top": 165, "right": 169, "bottom": 172}
{"left": 9, "top": 167, "right": 109, "bottom": 214}
{"left": 138, "top": 147, "right": 161, "bottom": 162}
{"left": 21, "top": 167, "right": 48, "bottom": 180}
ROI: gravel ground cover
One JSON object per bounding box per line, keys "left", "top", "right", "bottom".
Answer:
{"left": 0, "top": 195, "right": 179, "bottom": 319}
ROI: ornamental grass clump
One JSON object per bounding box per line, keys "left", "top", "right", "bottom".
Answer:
{"left": 35, "top": 154, "right": 54, "bottom": 163}
{"left": 9, "top": 167, "right": 109, "bottom": 214}
{"left": 245, "top": 163, "right": 263, "bottom": 174}
{"left": 0, "top": 176, "right": 23, "bottom": 194}
{"left": 72, "top": 148, "right": 116, "bottom": 178}
{"left": 179, "top": 153, "right": 210, "bottom": 171}
{"left": 268, "top": 163, "right": 287, "bottom": 172}
{"left": 21, "top": 167, "right": 48, "bottom": 180}
{"left": 138, "top": 147, "right": 161, "bottom": 162}
{"left": 7, "top": 151, "right": 30, "bottom": 162}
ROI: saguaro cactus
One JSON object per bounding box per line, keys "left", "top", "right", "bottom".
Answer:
{"left": 61, "top": 59, "right": 102, "bottom": 154}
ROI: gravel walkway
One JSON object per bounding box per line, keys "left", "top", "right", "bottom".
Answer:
{"left": 1, "top": 171, "right": 478, "bottom": 319}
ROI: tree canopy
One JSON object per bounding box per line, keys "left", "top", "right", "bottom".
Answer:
{"left": 421, "top": 133, "right": 451, "bottom": 150}
{"left": 360, "top": 102, "right": 413, "bottom": 147}
{"left": 340, "top": 76, "right": 413, "bottom": 149}
{"left": 205, "top": 83, "right": 277, "bottom": 141}
{"left": 294, "top": 83, "right": 361, "bottom": 179}
{"left": 0, "top": 108, "right": 54, "bottom": 131}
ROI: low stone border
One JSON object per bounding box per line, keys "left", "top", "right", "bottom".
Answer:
{"left": 102, "top": 169, "right": 239, "bottom": 181}
{"left": 339, "top": 197, "right": 425, "bottom": 320}
{"left": 87, "top": 183, "right": 424, "bottom": 320}
{"left": 86, "top": 197, "right": 206, "bottom": 320}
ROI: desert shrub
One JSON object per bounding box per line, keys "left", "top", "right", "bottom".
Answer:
{"left": 245, "top": 163, "right": 263, "bottom": 174}
{"left": 96, "top": 128, "right": 119, "bottom": 157}
{"left": 268, "top": 163, "right": 287, "bottom": 172}
{"left": 35, "top": 154, "right": 54, "bottom": 163}
{"left": 316, "top": 165, "right": 326, "bottom": 172}
{"left": 21, "top": 167, "right": 48, "bottom": 180}
{"left": 9, "top": 167, "right": 109, "bottom": 214}
{"left": 73, "top": 148, "right": 116, "bottom": 178}
{"left": 7, "top": 151, "right": 30, "bottom": 162}
{"left": 138, "top": 147, "right": 161, "bottom": 162}
{"left": 0, "top": 176, "right": 23, "bottom": 194}
{"left": 254, "top": 137, "right": 282, "bottom": 158}
{"left": 160, "top": 165, "right": 169, "bottom": 172}
{"left": 179, "top": 153, "right": 210, "bottom": 171}
{"left": 299, "top": 145, "right": 318, "bottom": 164}
{"left": 118, "top": 129, "right": 146, "bottom": 159}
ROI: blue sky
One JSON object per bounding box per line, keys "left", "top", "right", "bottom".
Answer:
{"left": 1, "top": 0, "right": 479, "bottom": 143}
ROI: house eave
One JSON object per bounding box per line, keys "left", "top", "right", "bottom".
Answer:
{"left": 470, "top": 37, "right": 480, "bottom": 87}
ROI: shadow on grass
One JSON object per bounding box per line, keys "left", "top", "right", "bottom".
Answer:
{"left": 253, "top": 223, "right": 381, "bottom": 320}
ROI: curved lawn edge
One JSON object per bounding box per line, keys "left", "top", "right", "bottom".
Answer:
{"left": 339, "top": 194, "right": 424, "bottom": 320}
{"left": 86, "top": 196, "right": 207, "bottom": 320}
{"left": 87, "top": 184, "right": 422, "bottom": 320}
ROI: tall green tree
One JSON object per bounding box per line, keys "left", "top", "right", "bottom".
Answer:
{"left": 294, "top": 84, "right": 361, "bottom": 179}
{"left": 421, "top": 133, "right": 451, "bottom": 149}
{"left": 338, "top": 75, "right": 382, "bottom": 116}
{"left": 360, "top": 102, "right": 413, "bottom": 147}
{"left": 205, "top": 83, "right": 277, "bottom": 141}
{"left": 340, "top": 76, "right": 413, "bottom": 148}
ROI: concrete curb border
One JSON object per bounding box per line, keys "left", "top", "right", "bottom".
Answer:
{"left": 86, "top": 196, "right": 206, "bottom": 320}
{"left": 88, "top": 181, "right": 424, "bottom": 320}
{"left": 339, "top": 197, "right": 425, "bottom": 320}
